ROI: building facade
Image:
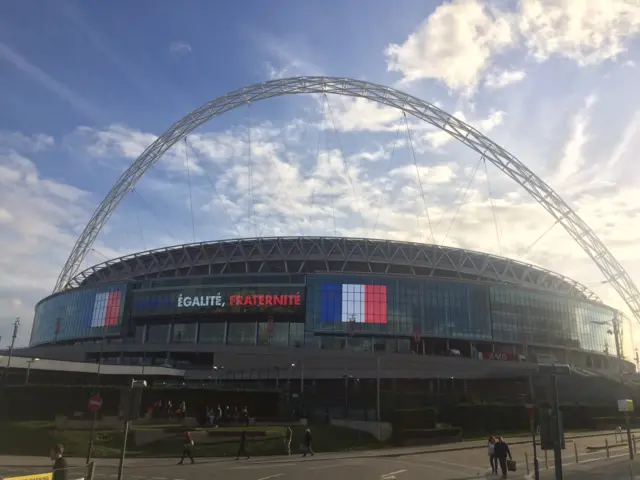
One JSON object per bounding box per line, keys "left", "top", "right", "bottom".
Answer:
{"left": 28, "top": 237, "right": 621, "bottom": 372}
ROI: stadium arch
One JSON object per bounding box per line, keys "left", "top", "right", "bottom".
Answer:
{"left": 53, "top": 77, "right": 640, "bottom": 324}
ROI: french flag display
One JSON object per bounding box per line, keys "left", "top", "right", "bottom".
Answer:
{"left": 321, "top": 284, "right": 387, "bottom": 324}
{"left": 91, "top": 290, "right": 123, "bottom": 328}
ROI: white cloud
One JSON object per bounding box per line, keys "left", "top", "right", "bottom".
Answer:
{"left": 385, "top": 0, "right": 515, "bottom": 91}
{"left": 169, "top": 41, "right": 192, "bottom": 54}
{"left": 385, "top": 0, "right": 640, "bottom": 92}
{"left": 552, "top": 94, "right": 597, "bottom": 188}
{"left": 518, "top": 0, "right": 640, "bottom": 66}
{"left": 0, "top": 43, "right": 103, "bottom": 121}
{"left": 0, "top": 131, "right": 54, "bottom": 153}
{"left": 0, "top": 147, "right": 92, "bottom": 345}
{"left": 484, "top": 69, "right": 527, "bottom": 89}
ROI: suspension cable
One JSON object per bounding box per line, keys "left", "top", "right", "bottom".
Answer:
{"left": 135, "top": 210, "right": 146, "bottom": 250}
{"left": 131, "top": 188, "right": 177, "bottom": 242}
{"left": 309, "top": 97, "right": 327, "bottom": 214}
{"left": 247, "top": 103, "right": 255, "bottom": 236}
{"left": 483, "top": 157, "right": 502, "bottom": 256}
{"left": 440, "top": 155, "right": 483, "bottom": 246}
{"left": 324, "top": 93, "right": 366, "bottom": 230}
{"left": 183, "top": 137, "right": 196, "bottom": 242}
{"left": 257, "top": 144, "right": 307, "bottom": 238}
{"left": 517, "top": 219, "right": 561, "bottom": 260}
{"left": 372, "top": 126, "right": 402, "bottom": 236}
{"left": 403, "top": 111, "right": 435, "bottom": 243}
{"left": 185, "top": 138, "right": 243, "bottom": 239}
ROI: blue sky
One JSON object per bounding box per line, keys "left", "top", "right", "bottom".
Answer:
{"left": 1, "top": 0, "right": 640, "bottom": 349}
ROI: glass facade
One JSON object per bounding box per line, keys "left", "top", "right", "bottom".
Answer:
{"left": 30, "top": 275, "right": 617, "bottom": 357}
{"left": 306, "top": 274, "right": 617, "bottom": 355}
{"left": 30, "top": 284, "right": 128, "bottom": 346}
{"left": 306, "top": 274, "right": 492, "bottom": 340}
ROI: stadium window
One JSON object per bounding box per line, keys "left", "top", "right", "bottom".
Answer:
{"left": 227, "top": 322, "right": 257, "bottom": 346}
{"left": 198, "top": 323, "right": 225, "bottom": 344}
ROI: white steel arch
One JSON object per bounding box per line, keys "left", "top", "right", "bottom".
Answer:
{"left": 53, "top": 77, "right": 640, "bottom": 324}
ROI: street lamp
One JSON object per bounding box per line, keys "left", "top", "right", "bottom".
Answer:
{"left": 590, "top": 316, "right": 622, "bottom": 359}
{"left": 117, "top": 379, "right": 147, "bottom": 480}
{"left": 25, "top": 358, "right": 39, "bottom": 384}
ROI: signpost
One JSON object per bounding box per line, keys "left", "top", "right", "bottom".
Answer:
{"left": 88, "top": 394, "right": 103, "bottom": 412}
{"left": 86, "top": 393, "right": 103, "bottom": 463}
{"left": 617, "top": 398, "right": 635, "bottom": 460}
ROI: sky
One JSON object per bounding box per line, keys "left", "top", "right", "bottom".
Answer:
{"left": 1, "top": 0, "right": 640, "bottom": 352}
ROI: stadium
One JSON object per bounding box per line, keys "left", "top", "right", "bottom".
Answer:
{"left": 7, "top": 77, "right": 640, "bottom": 429}
{"left": 26, "top": 235, "right": 626, "bottom": 373}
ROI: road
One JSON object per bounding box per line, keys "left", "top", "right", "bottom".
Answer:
{"left": 0, "top": 431, "right": 637, "bottom": 480}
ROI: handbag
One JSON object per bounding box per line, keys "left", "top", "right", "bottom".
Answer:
{"left": 507, "top": 459, "right": 516, "bottom": 472}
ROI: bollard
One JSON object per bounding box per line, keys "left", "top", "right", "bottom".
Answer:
{"left": 606, "top": 439, "right": 610, "bottom": 459}
{"left": 574, "top": 441, "right": 579, "bottom": 464}
{"left": 525, "top": 452, "right": 530, "bottom": 475}
{"left": 86, "top": 461, "right": 96, "bottom": 480}
{"left": 544, "top": 449, "right": 549, "bottom": 469}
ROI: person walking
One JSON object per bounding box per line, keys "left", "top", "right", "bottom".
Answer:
{"left": 493, "top": 436, "right": 512, "bottom": 478}
{"left": 488, "top": 436, "right": 497, "bottom": 474}
{"left": 178, "top": 431, "right": 195, "bottom": 465}
{"left": 284, "top": 426, "right": 293, "bottom": 455}
{"left": 236, "top": 430, "right": 250, "bottom": 460}
{"left": 50, "top": 444, "right": 68, "bottom": 480}
{"left": 301, "top": 428, "right": 314, "bottom": 457}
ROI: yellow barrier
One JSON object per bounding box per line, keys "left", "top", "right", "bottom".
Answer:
{"left": 3, "top": 473, "right": 53, "bottom": 480}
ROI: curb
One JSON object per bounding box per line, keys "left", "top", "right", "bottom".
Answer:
{"left": 374, "top": 430, "right": 636, "bottom": 458}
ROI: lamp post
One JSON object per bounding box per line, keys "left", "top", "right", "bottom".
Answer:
{"left": 25, "top": 358, "right": 39, "bottom": 384}
{"left": 117, "top": 379, "right": 147, "bottom": 480}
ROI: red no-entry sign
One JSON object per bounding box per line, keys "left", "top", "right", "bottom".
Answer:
{"left": 88, "top": 394, "right": 103, "bottom": 412}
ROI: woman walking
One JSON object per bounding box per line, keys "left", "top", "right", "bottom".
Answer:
{"left": 488, "top": 436, "right": 497, "bottom": 474}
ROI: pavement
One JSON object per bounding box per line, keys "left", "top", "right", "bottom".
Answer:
{"left": 1, "top": 430, "right": 639, "bottom": 480}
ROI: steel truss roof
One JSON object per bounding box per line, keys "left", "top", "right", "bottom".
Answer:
{"left": 53, "top": 77, "right": 640, "bottom": 323}
{"left": 69, "top": 236, "right": 601, "bottom": 302}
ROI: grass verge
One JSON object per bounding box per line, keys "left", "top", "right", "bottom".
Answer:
{"left": 0, "top": 422, "right": 384, "bottom": 458}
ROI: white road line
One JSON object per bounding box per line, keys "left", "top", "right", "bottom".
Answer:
{"left": 256, "top": 474, "right": 284, "bottom": 480}
{"left": 381, "top": 469, "right": 407, "bottom": 478}
{"left": 426, "top": 459, "right": 482, "bottom": 470}
{"left": 233, "top": 463, "right": 298, "bottom": 470}
{"left": 393, "top": 459, "right": 478, "bottom": 476}
{"left": 307, "top": 462, "right": 356, "bottom": 471}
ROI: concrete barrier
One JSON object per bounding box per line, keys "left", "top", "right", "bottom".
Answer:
{"left": 330, "top": 418, "right": 392, "bottom": 442}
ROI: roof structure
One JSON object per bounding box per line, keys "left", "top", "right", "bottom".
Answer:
{"left": 68, "top": 236, "right": 601, "bottom": 302}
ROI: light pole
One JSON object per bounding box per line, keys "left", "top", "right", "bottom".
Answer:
{"left": 117, "top": 379, "right": 147, "bottom": 480}
{"left": 376, "top": 356, "right": 381, "bottom": 422}
{"left": 25, "top": 358, "right": 39, "bottom": 384}
{"left": 3, "top": 318, "right": 20, "bottom": 382}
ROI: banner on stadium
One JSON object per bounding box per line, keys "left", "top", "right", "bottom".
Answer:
{"left": 131, "top": 286, "right": 304, "bottom": 316}
{"left": 320, "top": 283, "right": 388, "bottom": 324}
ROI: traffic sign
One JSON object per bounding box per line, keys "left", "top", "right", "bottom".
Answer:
{"left": 526, "top": 403, "right": 534, "bottom": 418}
{"left": 88, "top": 394, "right": 103, "bottom": 412}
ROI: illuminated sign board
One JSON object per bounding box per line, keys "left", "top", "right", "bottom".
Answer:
{"left": 320, "top": 284, "right": 388, "bottom": 324}
{"left": 131, "top": 286, "right": 304, "bottom": 317}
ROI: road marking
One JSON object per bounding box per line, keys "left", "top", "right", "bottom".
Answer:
{"left": 381, "top": 469, "right": 406, "bottom": 478}
{"left": 426, "top": 459, "right": 482, "bottom": 470}
{"left": 307, "top": 462, "right": 355, "bottom": 470}
{"left": 256, "top": 475, "right": 283, "bottom": 480}
{"left": 233, "top": 463, "right": 298, "bottom": 470}
{"left": 393, "top": 459, "right": 480, "bottom": 476}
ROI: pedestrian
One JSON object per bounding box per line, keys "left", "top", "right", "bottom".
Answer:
{"left": 488, "top": 436, "right": 497, "bottom": 474}
{"left": 493, "top": 436, "right": 512, "bottom": 478}
{"left": 50, "top": 444, "right": 68, "bottom": 480}
{"left": 301, "top": 428, "right": 314, "bottom": 457}
{"left": 284, "top": 426, "right": 293, "bottom": 455}
{"left": 236, "top": 430, "right": 250, "bottom": 460}
{"left": 178, "top": 431, "right": 195, "bottom": 465}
